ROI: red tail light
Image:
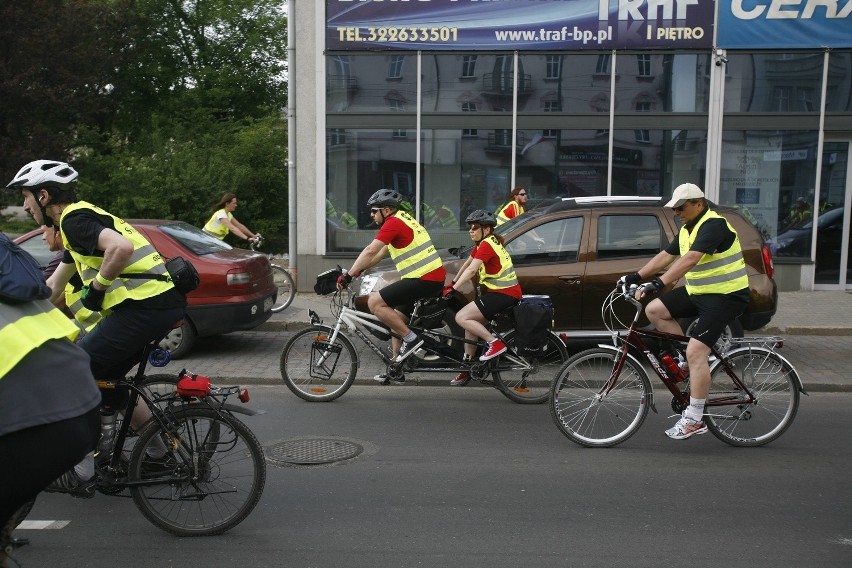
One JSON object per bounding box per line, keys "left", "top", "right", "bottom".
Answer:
{"left": 239, "top": 389, "right": 250, "bottom": 403}
{"left": 761, "top": 244, "right": 775, "bottom": 279}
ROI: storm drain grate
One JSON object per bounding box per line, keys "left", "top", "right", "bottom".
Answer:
{"left": 266, "top": 438, "right": 364, "bottom": 465}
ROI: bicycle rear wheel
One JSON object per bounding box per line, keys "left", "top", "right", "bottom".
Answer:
{"left": 129, "top": 407, "right": 266, "bottom": 536}
{"left": 705, "top": 347, "right": 800, "bottom": 447}
{"left": 280, "top": 326, "right": 357, "bottom": 401}
{"left": 270, "top": 265, "right": 295, "bottom": 312}
{"left": 492, "top": 331, "right": 568, "bottom": 404}
{"left": 550, "top": 348, "right": 651, "bottom": 447}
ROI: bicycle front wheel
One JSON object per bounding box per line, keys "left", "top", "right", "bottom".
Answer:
{"left": 280, "top": 326, "right": 358, "bottom": 401}
{"left": 550, "top": 348, "right": 651, "bottom": 447}
{"left": 129, "top": 407, "right": 266, "bottom": 536}
{"left": 270, "top": 265, "right": 295, "bottom": 312}
{"left": 705, "top": 347, "right": 800, "bottom": 447}
{"left": 492, "top": 331, "right": 568, "bottom": 404}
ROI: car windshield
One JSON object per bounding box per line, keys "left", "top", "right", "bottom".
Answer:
{"left": 159, "top": 222, "right": 233, "bottom": 255}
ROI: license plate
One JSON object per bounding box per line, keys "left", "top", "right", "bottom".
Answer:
{"left": 263, "top": 296, "right": 274, "bottom": 312}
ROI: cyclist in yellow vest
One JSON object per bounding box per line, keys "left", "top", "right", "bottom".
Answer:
{"left": 443, "top": 210, "right": 522, "bottom": 386}
{"left": 337, "top": 189, "right": 447, "bottom": 377}
{"left": 495, "top": 187, "right": 529, "bottom": 225}
{"left": 204, "top": 192, "right": 258, "bottom": 243}
{"left": 622, "top": 183, "right": 750, "bottom": 441}
{"left": 9, "top": 159, "right": 186, "bottom": 495}
{"left": 0, "top": 248, "right": 101, "bottom": 557}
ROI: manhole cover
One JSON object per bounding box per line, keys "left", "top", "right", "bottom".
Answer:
{"left": 266, "top": 438, "right": 363, "bottom": 465}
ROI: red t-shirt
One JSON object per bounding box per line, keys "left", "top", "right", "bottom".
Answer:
{"left": 376, "top": 215, "right": 446, "bottom": 282}
{"left": 472, "top": 240, "right": 522, "bottom": 299}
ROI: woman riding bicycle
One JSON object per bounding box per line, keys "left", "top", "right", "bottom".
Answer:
{"left": 444, "top": 210, "right": 522, "bottom": 386}
{"left": 203, "top": 193, "right": 258, "bottom": 244}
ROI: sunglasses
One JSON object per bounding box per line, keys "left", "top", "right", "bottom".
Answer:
{"left": 517, "top": 192, "right": 527, "bottom": 196}
{"left": 672, "top": 202, "right": 692, "bottom": 212}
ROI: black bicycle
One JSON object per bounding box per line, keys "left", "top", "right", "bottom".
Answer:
{"left": 49, "top": 332, "right": 267, "bottom": 536}
{"left": 280, "top": 287, "right": 568, "bottom": 404}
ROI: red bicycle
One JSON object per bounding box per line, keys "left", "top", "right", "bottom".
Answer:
{"left": 549, "top": 284, "right": 805, "bottom": 447}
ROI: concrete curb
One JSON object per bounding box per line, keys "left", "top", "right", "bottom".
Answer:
{"left": 207, "top": 375, "right": 851, "bottom": 393}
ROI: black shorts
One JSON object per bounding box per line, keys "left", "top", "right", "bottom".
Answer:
{"left": 660, "top": 286, "right": 748, "bottom": 348}
{"left": 474, "top": 291, "right": 519, "bottom": 320}
{"left": 379, "top": 278, "right": 444, "bottom": 315}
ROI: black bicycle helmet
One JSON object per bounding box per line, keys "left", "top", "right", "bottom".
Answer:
{"left": 367, "top": 188, "right": 402, "bottom": 208}
{"left": 7, "top": 159, "right": 78, "bottom": 191}
{"left": 465, "top": 209, "right": 497, "bottom": 227}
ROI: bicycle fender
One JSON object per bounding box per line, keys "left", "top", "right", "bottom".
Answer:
{"left": 595, "top": 343, "right": 658, "bottom": 414}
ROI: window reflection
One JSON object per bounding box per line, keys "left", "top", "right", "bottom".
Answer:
{"left": 725, "top": 52, "right": 824, "bottom": 113}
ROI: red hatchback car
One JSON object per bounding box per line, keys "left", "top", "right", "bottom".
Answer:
{"left": 14, "top": 220, "right": 277, "bottom": 358}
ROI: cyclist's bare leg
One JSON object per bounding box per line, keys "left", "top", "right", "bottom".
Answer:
{"left": 455, "top": 302, "right": 495, "bottom": 345}
{"left": 367, "top": 292, "right": 411, "bottom": 357}
{"left": 685, "top": 338, "right": 712, "bottom": 399}
{"left": 644, "top": 298, "right": 684, "bottom": 335}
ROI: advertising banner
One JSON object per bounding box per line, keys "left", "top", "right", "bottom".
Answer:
{"left": 718, "top": 1, "right": 852, "bottom": 48}
{"left": 327, "top": 0, "right": 715, "bottom": 51}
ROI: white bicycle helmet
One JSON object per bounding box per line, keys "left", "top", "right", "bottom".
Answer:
{"left": 7, "top": 159, "right": 78, "bottom": 190}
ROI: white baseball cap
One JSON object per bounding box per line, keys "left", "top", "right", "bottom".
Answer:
{"left": 665, "top": 183, "right": 705, "bottom": 208}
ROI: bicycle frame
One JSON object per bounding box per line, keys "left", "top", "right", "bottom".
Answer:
{"left": 308, "top": 297, "right": 535, "bottom": 378}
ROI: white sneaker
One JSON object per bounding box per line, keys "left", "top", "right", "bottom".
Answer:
{"left": 665, "top": 412, "right": 708, "bottom": 440}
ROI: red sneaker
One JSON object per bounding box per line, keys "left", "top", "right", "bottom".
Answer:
{"left": 450, "top": 371, "right": 470, "bottom": 386}
{"left": 479, "top": 339, "right": 507, "bottom": 361}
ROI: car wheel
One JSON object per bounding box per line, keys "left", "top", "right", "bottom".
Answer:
{"left": 158, "top": 319, "right": 197, "bottom": 359}
{"left": 680, "top": 317, "right": 743, "bottom": 353}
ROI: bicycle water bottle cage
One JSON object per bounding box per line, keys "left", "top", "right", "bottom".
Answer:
{"left": 177, "top": 371, "right": 211, "bottom": 398}
{"left": 149, "top": 347, "right": 171, "bottom": 367}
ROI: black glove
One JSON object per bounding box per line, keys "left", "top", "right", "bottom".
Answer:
{"left": 640, "top": 277, "right": 665, "bottom": 295}
{"left": 337, "top": 272, "right": 353, "bottom": 289}
{"left": 80, "top": 284, "right": 106, "bottom": 311}
{"left": 618, "top": 272, "right": 642, "bottom": 288}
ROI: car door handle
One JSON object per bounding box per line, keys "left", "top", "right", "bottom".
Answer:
{"left": 559, "top": 277, "right": 581, "bottom": 285}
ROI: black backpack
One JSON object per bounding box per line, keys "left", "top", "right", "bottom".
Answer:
{"left": 512, "top": 295, "right": 554, "bottom": 357}
{"left": 0, "top": 231, "right": 52, "bottom": 304}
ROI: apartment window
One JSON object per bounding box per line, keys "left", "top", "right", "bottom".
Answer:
{"left": 461, "top": 101, "right": 478, "bottom": 112}
{"left": 637, "top": 54, "right": 652, "bottom": 77}
{"left": 798, "top": 88, "right": 815, "bottom": 112}
{"left": 392, "top": 129, "right": 407, "bottom": 138}
{"left": 328, "top": 129, "right": 347, "bottom": 146}
{"left": 595, "top": 54, "right": 611, "bottom": 75}
{"left": 634, "top": 129, "right": 651, "bottom": 143}
{"left": 545, "top": 55, "right": 562, "bottom": 80}
{"left": 461, "top": 55, "right": 477, "bottom": 78}
{"left": 388, "top": 55, "right": 405, "bottom": 79}
{"left": 773, "top": 87, "right": 792, "bottom": 112}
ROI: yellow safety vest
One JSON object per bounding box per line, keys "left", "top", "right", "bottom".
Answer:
{"left": 65, "top": 282, "right": 107, "bottom": 332}
{"left": 60, "top": 201, "right": 174, "bottom": 310}
{"left": 478, "top": 236, "right": 519, "bottom": 291}
{"left": 680, "top": 210, "right": 749, "bottom": 295}
{"left": 326, "top": 199, "right": 338, "bottom": 219}
{"left": 387, "top": 211, "right": 443, "bottom": 279}
{"left": 203, "top": 208, "right": 232, "bottom": 239}
{"left": 0, "top": 299, "right": 79, "bottom": 379}
{"left": 495, "top": 201, "right": 523, "bottom": 226}
{"left": 436, "top": 205, "right": 458, "bottom": 228}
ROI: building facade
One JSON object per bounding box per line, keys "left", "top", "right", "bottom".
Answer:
{"left": 291, "top": 1, "right": 852, "bottom": 292}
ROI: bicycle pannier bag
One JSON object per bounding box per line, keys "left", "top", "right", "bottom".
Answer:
{"left": 410, "top": 297, "right": 447, "bottom": 329}
{"left": 314, "top": 268, "right": 342, "bottom": 295}
{"left": 177, "top": 371, "right": 211, "bottom": 398}
{"left": 0, "top": 231, "right": 52, "bottom": 304}
{"left": 512, "top": 295, "right": 554, "bottom": 357}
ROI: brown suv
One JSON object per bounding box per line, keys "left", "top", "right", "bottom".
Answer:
{"left": 355, "top": 196, "right": 777, "bottom": 337}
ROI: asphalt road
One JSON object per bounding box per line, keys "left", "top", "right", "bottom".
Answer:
{"left": 11, "top": 386, "right": 852, "bottom": 568}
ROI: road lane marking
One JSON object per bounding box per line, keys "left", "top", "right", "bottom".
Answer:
{"left": 16, "top": 521, "right": 70, "bottom": 530}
